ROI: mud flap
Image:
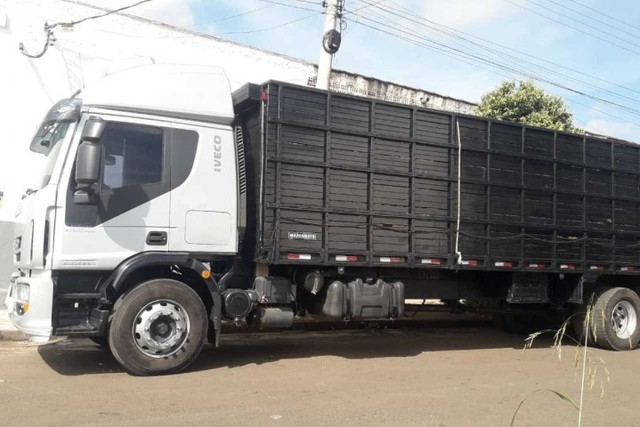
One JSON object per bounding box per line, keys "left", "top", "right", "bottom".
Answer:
{"left": 189, "top": 260, "right": 222, "bottom": 347}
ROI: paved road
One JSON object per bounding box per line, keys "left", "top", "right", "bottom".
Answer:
{"left": 0, "top": 321, "right": 638, "bottom": 426}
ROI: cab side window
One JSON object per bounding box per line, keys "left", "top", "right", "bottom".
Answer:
{"left": 101, "top": 122, "right": 164, "bottom": 190}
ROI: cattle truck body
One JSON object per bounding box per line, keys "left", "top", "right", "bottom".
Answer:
{"left": 7, "top": 64, "right": 640, "bottom": 375}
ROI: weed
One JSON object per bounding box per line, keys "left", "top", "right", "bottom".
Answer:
{"left": 512, "top": 299, "right": 609, "bottom": 427}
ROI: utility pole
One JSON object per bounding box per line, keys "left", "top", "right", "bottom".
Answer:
{"left": 316, "top": 0, "right": 343, "bottom": 90}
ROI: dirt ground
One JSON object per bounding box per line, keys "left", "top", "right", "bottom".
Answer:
{"left": 0, "top": 318, "right": 638, "bottom": 427}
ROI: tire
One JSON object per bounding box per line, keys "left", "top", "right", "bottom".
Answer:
{"left": 590, "top": 287, "right": 640, "bottom": 351}
{"left": 89, "top": 336, "right": 109, "bottom": 348}
{"left": 108, "top": 279, "right": 208, "bottom": 376}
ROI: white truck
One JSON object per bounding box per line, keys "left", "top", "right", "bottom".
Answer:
{"left": 7, "top": 64, "right": 640, "bottom": 375}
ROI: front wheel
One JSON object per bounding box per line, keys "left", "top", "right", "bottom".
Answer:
{"left": 109, "top": 279, "right": 208, "bottom": 375}
{"left": 589, "top": 287, "right": 640, "bottom": 351}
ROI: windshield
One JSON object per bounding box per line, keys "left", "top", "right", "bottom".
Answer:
{"left": 39, "top": 122, "right": 71, "bottom": 188}
{"left": 28, "top": 99, "right": 81, "bottom": 191}
{"left": 30, "top": 99, "right": 81, "bottom": 155}
{"left": 31, "top": 121, "right": 69, "bottom": 156}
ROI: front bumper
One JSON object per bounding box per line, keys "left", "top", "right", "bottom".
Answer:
{"left": 5, "top": 271, "right": 53, "bottom": 342}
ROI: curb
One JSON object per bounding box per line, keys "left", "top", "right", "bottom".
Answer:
{"left": 0, "top": 329, "right": 27, "bottom": 341}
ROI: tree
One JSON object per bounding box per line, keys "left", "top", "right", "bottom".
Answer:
{"left": 476, "top": 80, "right": 578, "bottom": 132}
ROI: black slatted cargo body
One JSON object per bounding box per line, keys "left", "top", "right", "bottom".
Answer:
{"left": 233, "top": 81, "right": 640, "bottom": 276}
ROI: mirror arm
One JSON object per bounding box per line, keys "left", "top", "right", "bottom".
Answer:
{"left": 73, "top": 187, "right": 97, "bottom": 205}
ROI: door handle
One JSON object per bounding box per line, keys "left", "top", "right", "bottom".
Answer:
{"left": 146, "top": 231, "right": 167, "bottom": 246}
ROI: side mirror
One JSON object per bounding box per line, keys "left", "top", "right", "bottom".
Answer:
{"left": 81, "top": 116, "right": 106, "bottom": 142}
{"left": 74, "top": 117, "right": 106, "bottom": 203}
{"left": 75, "top": 141, "right": 101, "bottom": 186}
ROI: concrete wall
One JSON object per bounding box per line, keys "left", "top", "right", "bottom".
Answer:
{"left": 320, "top": 71, "right": 474, "bottom": 112}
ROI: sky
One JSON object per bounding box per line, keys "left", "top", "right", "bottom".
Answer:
{"left": 91, "top": 0, "right": 640, "bottom": 142}
{"left": 3, "top": 0, "right": 640, "bottom": 221}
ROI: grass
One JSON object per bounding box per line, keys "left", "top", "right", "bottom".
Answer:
{"left": 510, "top": 302, "right": 610, "bottom": 427}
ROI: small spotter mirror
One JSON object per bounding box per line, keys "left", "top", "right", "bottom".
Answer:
{"left": 81, "top": 116, "right": 106, "bottom": 142}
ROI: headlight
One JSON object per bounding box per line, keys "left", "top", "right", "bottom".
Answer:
{"left": 14, "top": 283, "right": 30, "bottom": 315}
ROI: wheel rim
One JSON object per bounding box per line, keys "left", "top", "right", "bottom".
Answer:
{"left": 611, "top": 300, "right": 637, "bottom": 339}
{"left": 133, "top": 299, "right": 190, "bottom": 358}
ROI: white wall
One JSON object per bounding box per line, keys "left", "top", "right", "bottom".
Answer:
{"left": 0, "top": 0, "right": 312, "bottom": 220}
{"left": 0, "top": 0, "right": 475, "bottom": 222}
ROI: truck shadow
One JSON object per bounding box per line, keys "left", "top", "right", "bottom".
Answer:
{"left": 36, "top": 317, "right": 566, "bottom": 376}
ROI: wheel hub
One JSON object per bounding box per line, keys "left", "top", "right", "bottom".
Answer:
{"left": 611, "top": 300, "right": 637, "bottom": 340}
{"left": 133, "top": 300, "right": 190, "bottom": 358}
{"left": 153, "top": 320, "right": 170, "bottom": 337}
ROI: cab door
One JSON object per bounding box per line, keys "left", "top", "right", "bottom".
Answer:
{"left": 52, "top": 114, "right": 171, "bottom": 271}
{"left": 167, "top": 123, "right": 238, "bottom": 255}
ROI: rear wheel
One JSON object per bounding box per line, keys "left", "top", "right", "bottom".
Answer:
{"left": 108, "top": 279, "right": 208, "bottom": 375}
{"left": 590, "top": 287, "right": 640, "bottom": 351}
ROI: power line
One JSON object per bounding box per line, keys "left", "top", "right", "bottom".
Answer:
{"left": 256, "top": 0, "right": 321, "bottom": 13}
{"left": 348, "top": 4, "right": 534, "bottom": 81}
{"left": 501, "top": 0, "right": 640, "bottom": 56}
{"left": 186, "top": 4, "right": 274, "bottom": 29}
{"left": 564, "top": 0, "right": 640, "bottom": 34}
{"left": 350, "top": 1, "right": 640, "bottom": 113}
{"left": 352, "top": 15, "right": 640, "bottom": 128}
{"left": 366, "top": 0, "right": 640, "bottom": 98}
{"left": 19, "top": 0, "right": 153, "bottom": 58}
{"left": 215, "top": 11, "right": 321, "bottom": 35}
{"left": 351, "top": 0, "right": 640, "bottom": 126}
{"left": 53, "top": 0, "right": 152, "bottom": 29}
{"left": 186, "top": 1, "right": 324, "bottom": 38}
{"left": 349, "top": 0, "right": 388, "bottom": 14}
{"left": 357, "top": 8, "right": 640, "bottom": 129}
{"left": 542, "top": 0, "right": 640, "bottom": 42}
{"left": 351, "top": 1, "right": 640, "bottom": 109}
{"left": 351, "top": 0, "right": 640, "bottom": 112}
{"left": 350, "top": 15, "right": 512, "bottom": 77}
{"left": 348, "top": 6, "right": 640, "bottom": 120}
{"left": 92, "top": 2, "right": 320, "bottom": 41}
{"left": 522, "top": 0, "right": 640, "bottom": 49}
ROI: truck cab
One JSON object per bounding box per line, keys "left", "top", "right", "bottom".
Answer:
{"left": 7, "top": 64, "right": 240, "bottom": 350}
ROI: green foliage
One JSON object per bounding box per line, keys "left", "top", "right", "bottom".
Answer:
{"left": 476, "top": 80, "right": 580, "bottom": 132}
